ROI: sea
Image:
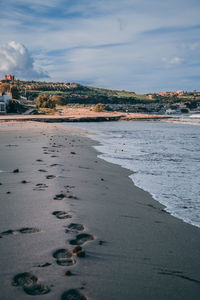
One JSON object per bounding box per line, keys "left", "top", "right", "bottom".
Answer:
{"left": 67, "top": 114, "right": 200, "bottom": 228}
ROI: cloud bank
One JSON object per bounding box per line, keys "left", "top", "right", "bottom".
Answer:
{"left": 0, "top": 41, "right": 49, "bottom": 80}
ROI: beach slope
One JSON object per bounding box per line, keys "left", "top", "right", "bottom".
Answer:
{"left": 0, "top": 122, "right": 200, "bottom": 300}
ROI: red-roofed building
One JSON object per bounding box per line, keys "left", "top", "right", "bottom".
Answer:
{"left": 4, "top": 74, "right": 15, "bottom": 81}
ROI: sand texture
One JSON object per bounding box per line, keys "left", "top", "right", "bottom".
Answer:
{"left": 0, "top": 109, "right": 169, "bottom": 123}
{"left": 0, "top": 121, "right": 200, "bottom": 300}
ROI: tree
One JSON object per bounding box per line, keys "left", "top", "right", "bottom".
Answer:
{"left": 49, "top": 95, "right": 65, "bottom": 105}
{"left": 0, "top": 83, "right": 10, "bottom": 93}
{"left": 11, "top": 86, "right": 20, "bottom": 99}
{"left": 34, "top": 94, "right": 56, "bottom": 109}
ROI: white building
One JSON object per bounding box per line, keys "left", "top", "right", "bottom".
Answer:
{"left": 0, "top": 92, "right": 12, "bottom": 114}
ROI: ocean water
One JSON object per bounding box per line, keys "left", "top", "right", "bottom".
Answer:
{"left": 67, "top": 117, "right": 200, "bottom": 228}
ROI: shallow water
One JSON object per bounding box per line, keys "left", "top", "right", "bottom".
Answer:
{"left": 67, "top": 120, "right": 200, "bottom": 228}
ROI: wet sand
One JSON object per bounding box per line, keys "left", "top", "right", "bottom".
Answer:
{"left": 0, "top": 121, "right": 200, "bottom": 300}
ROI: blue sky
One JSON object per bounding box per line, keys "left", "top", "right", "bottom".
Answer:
{"left": 0, "top": 0, "right": 200, "bottom": 93}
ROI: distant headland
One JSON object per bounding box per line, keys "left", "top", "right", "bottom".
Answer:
{"left": 0, "top": 75, "right": 200, "bottom": 120}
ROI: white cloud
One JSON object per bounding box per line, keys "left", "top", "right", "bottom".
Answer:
{"left": 0, "top": 41, "right": 49, "bottom": 80}
{"left": 162, "top": 56, "right": 184, "bottom": 66}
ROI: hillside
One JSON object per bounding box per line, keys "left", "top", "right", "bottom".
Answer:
{"left": 14, "top": 80, "right": 147, "bottom": 104}
{"left": 1, "top": 80, "right": 200, "bottom": 114}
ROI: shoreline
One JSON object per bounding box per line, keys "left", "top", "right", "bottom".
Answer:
{"left": 0, "top": 122, "right": 200, "bottom": 299}
{"left": 0, "top": 112, "right": 170, "bottom": 123}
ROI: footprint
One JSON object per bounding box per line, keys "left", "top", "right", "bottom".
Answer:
{"left": 1, "top": 228, "right": 40, "bottom": 236}
{"left": 61, "top": 289, "right": 87, "bottom": 300}
{"left": 23, "top": 284, "right": 50, "bottom": 295}
{"left": 52, "top": 211, "right": 72, "bottom": 219}
{"left": 46, "top": 175, "right": 56, "bottom": 179}
{"left": 69, "top": 233, "right": 94, "bottom": 245}
{"left": 54, "top": 193, "right": 66, "bottom": 200}
{"left": 12, "top": 272, "right": 50, "bottom": 296}
{"left": 37, "top": 262, "right": 52, "bottom": 268}
{"left": 66, "top": 223, "right": 84, "bottom": 233}
{"left": 18, "top": 227, "right": 40, "bottom": 234}
{"left": 12, "top": 272, "right": 37, "bottom": 286}
{"left": 34, "top": 183, "right": 48, "bottom": 190}
{"left": 53, "top": 249, "right": 75, "bottom": 266}
{"left": 66, "top": 194, "right": 78, "bottom": 200}
{"left": 1, "top": 229, "right": 17, "bottom": 236}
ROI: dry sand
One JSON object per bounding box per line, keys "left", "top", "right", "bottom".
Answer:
{"left": 0, "top": 108, "right": 169, "bottom": 122}
{"left": 0, "top": 121, "right": 200, "bottom": 300}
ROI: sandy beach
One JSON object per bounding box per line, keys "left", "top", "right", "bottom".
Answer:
{"left": 0, "top": 109, "right": 169, "bottom": 123}
{"left": 0, "top": 121, "right": 200, "bottom": 300}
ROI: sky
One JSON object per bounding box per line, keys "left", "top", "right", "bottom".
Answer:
{"left": 0, "top": 0, "right": 200, "bottom": 93}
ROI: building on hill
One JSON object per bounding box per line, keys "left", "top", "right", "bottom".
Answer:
{"left": 0, "top": 92, "right": 12, "bottom": 114}
{"left": 4, "top": 74, "right": 15, "bottom": 81}
{"left": 0, "top": 74, "right": 15, "bottom": 83}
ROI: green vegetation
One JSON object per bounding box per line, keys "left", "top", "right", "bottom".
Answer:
{"left": 3, "top": 79, "right": 199, "bottom": 114}
{"left": 6, "top": 100, "right": 26, "bottom": 113}
{"left": 11, "top": 86, "right": 20, "bottom": 99}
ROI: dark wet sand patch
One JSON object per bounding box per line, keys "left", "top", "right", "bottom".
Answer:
{"left": 66, "top": 194, "right": 78, "bottom": 200}
{"left": 53, "top": 249, "right": 75, "bottom": 266}
{"left": 98, "top": 240, "right": 106, "bottom": 245}
{"left": 21, "top": 180, "right": 28, "bottom": 184}
{"left": 69, "top": 233, "right": 94, "bottom": 245}
{"left": 64, "top": 270, "right": 73, "bottom": 276}
{"left": 61, "top": 289, "right": 87, "bottom": 300}
{"left": 52, "top": 211, "right": 72, "bottom": 219}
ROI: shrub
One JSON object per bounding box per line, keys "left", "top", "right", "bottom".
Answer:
{"left": 49, "top": 95, "right": 65, "bottom": 105}
{"left": 6, "top": 100, "right": 26, "bottom": 113}
{"left": 34, "top": 94, "right": 56, "bottom": 109}
{"left": 93, "top": 103, "right": 105, "bottom": 112}
{"left": 11, "top": 86, "right": 20, "bottom": 99}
